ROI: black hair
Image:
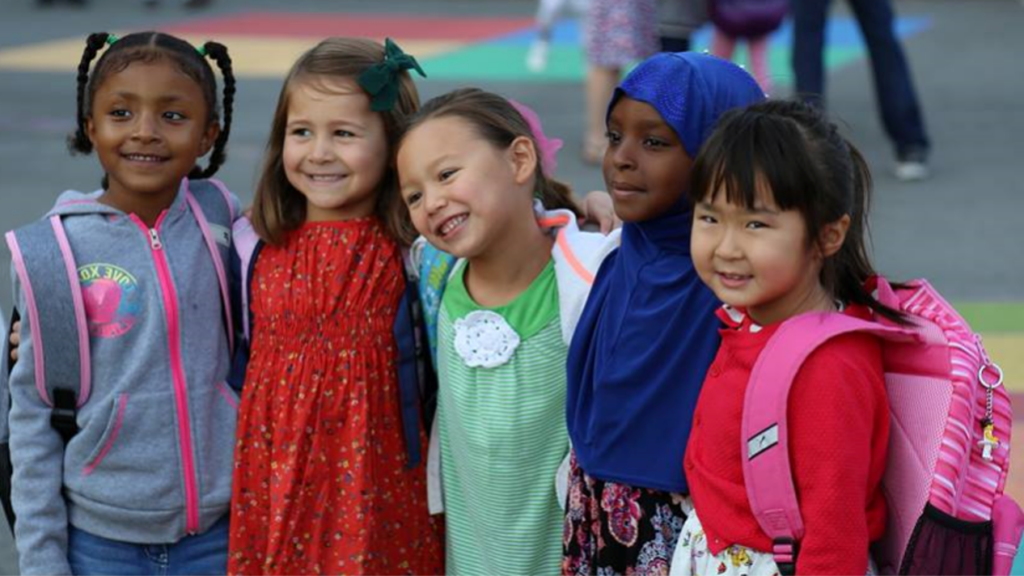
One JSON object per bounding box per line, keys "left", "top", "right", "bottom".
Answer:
{"left": 689, "top": 99, "right": 906, "bottom": 323}
{"left": 68, "top": 31, "right": 235, "bottom": 186}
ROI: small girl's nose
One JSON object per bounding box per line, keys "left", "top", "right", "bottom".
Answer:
{"left": 132, "top": 112, "right": 160, "bottom": 142}
{"left": 309, "top": 136, "right": 334, "bottom": 163}
{"left": 714, "top": 228, "right": 743, "bottom": 259}
{"left": 424, "top": 189, "right": 447, "bottom": 215}
{"left": 609, "top": 139, "right": 635, "bottom": 171}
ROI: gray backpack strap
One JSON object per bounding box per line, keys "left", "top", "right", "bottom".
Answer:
{"left": 1, "top": 308, "right": 12, "bottom": 443}
{"left": 5, "top": 216, "right": 91, "bottom": 442}
{"left": 0, "top": 308, "right": 13, "bottom": 529}
{"left": 184, "top": 178, "right": 235, "bottom": 352}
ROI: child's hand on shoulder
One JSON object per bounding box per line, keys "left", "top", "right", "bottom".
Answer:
{"left": 579, "top": 190, "right": 620, "bottom": 234}
{"left": 9, "top": 320, "right": 20, "bottom": 363}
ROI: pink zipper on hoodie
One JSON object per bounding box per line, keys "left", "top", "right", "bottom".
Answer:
{"left": 129, "top": 211, "right": 200, "bottom": 534}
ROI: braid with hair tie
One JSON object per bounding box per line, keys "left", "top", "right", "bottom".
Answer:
{"left": 67, "top": 32, "right": 111, "bottom": 155}
{"left": 196, "top": 40, "right": 235, "bottom": 179}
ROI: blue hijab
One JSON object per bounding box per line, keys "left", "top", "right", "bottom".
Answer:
{"left": 566, "top": 53, "right": 765, "bottom": 493}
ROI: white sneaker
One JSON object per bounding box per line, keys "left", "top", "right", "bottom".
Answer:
{"left": 527, "top": 40, "right": 549, "bottom": 73}
{"left": 895, "top": 150, "right": 929, "bottom": 181}
{"left": 895, "top": 160, "right": 929, "bottom": 182}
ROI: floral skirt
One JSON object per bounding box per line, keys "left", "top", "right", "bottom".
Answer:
{"left": 562, "top": 453, "right": 691, "bottom": 576}
{"left": 583, "top": 0, "right": 659, "bottom": 67}
{"left": 668, "top": 511, "right": 878, "bottom": 576}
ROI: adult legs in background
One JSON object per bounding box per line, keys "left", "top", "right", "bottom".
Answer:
{"left": 791, "top": 0, "right": 831, "bottom": 107}
{"left": 748, "top": 35, "right": 773, "bottom": 95}
{"left": 792, "top": 0, "right": 930, "bottom": 180}
{"left": 847, "top": 0, "right": 930, "bottom": 175}
{"left": 713, "top": 29, "right": 772, "bottom": 96}
{"left": 583, "top": 0, "right": 659, "bottom": 164}
{"left": 528, "top": 0, "right": 591, "bottom": 72}
{"left": 584, "top": 65, "right": 621, "bottom": 163}
{"left": 710, "top": 27, "right": 737, "bottom": 60}
{"left": 528, "top": 0, "right": 565, "bottom": 71}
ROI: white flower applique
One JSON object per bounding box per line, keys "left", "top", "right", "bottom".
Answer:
{"left": 453, "top": 310, "right": 521, "bottom": 368}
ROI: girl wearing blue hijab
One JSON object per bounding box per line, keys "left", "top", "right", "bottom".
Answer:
{"left": 563, "top": 52, "right": 765, "bottom": 574}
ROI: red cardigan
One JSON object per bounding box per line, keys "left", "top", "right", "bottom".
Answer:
{"left": 685, "top": 306, "right": 890, "bottom": 575}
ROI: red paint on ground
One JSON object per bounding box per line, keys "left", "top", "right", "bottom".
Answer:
{"left": 163, "top": 12, "right": 532, "bottom": 41}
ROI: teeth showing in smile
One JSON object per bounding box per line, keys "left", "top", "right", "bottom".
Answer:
{"left": 440, "top": 214, "right": 467, "bottom": 237}
{"left": 718, "top": 272, "right": 750, "bottom": 287}
{"left": 125, "top": 154, "right": 164, "bottom": 162}
{"left": 307, "top": 174, "right": 343, "bottom": 182}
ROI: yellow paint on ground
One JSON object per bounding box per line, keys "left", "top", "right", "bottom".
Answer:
{"left": 982, "top": 333, "right": 1024, "bottom": 392}
{"left": 0, "top": 36, "right": 462, "bottom": 78}
{"left": 1007, "top": 421, "right": 1024, "bottom": 502}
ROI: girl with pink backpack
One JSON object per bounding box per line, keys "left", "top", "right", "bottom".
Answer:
{"left": 670, "top": 99, "right": 1021, "bottom": 575}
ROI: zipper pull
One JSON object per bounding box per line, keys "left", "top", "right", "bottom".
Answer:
{"left": 148, "top": 228, "right": 163, "bottom": 250}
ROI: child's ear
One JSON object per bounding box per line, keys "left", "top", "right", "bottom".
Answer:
{"left": 199, "top": 122, "right": 221, "bottom": 157}
{"left": 508, "top": 136, "right": 538, "bottom": 186}
{"left": 818, "top": 214, "right": 851, "bottom": 258}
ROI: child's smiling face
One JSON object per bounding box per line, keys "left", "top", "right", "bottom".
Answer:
{"left": 87, "top": 58, "right": 217, "bottom": 208}
{"left": 397, "top": 115, "right": 537, "bottom": 261}
{"left": 603, "top": 97, "right": 693, "bottom": 223}
{"left": 281, "top": 76, "right": 389, "bottom": 222}
{"left": 691, "top": 179, "right": 835, "bottom": 327}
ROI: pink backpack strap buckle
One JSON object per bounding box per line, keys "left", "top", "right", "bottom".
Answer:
{"left": 772, "top": 537, "right": 798, "bottom": 576}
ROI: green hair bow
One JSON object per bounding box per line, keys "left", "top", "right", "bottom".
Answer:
{"left": 358, "top": 38, "right": 427, "bottom": 112}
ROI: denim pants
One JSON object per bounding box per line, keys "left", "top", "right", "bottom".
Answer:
{"left": 791, "top": 0, "right": 930, "bottom": 156}
{"left": 67, "top": 514, "right": 229, "bottom": 576}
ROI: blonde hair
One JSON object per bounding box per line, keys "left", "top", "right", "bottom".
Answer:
{"left": 251, "top": 37, "right": 421, "bottom": 245}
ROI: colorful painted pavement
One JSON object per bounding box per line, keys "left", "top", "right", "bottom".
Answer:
{"left": 0, "top": 11, "right": 929, "bottom": 84}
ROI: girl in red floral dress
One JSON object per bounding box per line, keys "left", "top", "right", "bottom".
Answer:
{"left": 227, "top": 37, "right": 444, "bottom": 575}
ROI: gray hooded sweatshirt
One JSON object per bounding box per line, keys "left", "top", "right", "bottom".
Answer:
{"left": 7, "top": 183, "right": 239, "bottom": 575}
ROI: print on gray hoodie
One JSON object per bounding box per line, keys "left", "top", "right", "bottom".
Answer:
{"left": 7, "top": 182, "right": 239, "bottom": 575}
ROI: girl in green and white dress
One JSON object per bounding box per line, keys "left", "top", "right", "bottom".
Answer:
{"left": 396, "top": 88, "right": 619, "bottom": 576}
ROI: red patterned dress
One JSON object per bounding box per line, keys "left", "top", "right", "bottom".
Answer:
{"left": 228, "top": 219, "right": 444, "bottom": 575}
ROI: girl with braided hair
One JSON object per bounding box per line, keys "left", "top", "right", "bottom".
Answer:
{"left": 6, "top": 30, "right": 241, "bottom": 574}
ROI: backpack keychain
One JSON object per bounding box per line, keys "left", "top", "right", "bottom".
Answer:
{"left": 978, "top": 354, "right": 1004, "bottom": 461}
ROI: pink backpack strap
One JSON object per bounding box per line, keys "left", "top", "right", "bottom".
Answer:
{"left": 232, "top": 218, "right": 259, "bottom": 341}
{"left": 184, "top": 191, "right": 233, "bottom": 353}
{"left": 743, "top": 311, "right": 916, "bottom": 574}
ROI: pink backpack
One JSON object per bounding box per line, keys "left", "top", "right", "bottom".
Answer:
{"left": 743, "top": 276, "right": 1023, "bottom": 575}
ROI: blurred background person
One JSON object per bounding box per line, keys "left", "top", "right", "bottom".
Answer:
{"left": 581, "top": 0, "right": 659, "bottom": 165}
{"left": 527, "top": 0, "right": 589, "bottom": 72}
{"left": 791, "top": 0, "right": 931, "bottom": 181}
{"left": 708, "top": 0, "right": 788, "bottom": 94}
{"left": 657, "top": 0, "right": 707, "bottom": 53}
